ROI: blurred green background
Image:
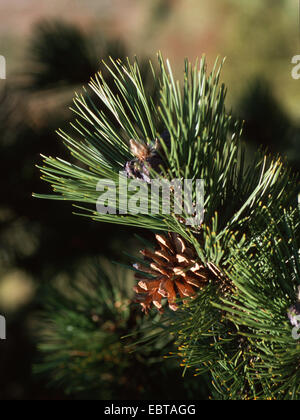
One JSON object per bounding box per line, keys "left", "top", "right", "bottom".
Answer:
{"left": 0, "top": 0, "right": 300, "bottom": 399}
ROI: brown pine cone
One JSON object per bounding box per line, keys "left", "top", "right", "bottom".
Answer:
{"left": 133, "top": 232, "right": 214, "bottom": 313}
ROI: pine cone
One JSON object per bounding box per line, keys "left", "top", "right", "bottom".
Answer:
{"left": 133, "top": 232, "right": 213, "bottom": 313}
{"left": 124, "top": 130, "right": 170, "bottom": 183}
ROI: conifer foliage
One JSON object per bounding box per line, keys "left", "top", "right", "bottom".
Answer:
{"left": 34, "top": 53, "right": 300, "bottom": 400}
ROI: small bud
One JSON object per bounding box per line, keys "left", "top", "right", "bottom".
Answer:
{"left": 287, "top": 286, "right": 300, "bottom": 327}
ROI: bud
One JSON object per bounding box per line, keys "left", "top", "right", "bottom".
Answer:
{"left": 287, "top": 286, "right": 300, "bottom": 328}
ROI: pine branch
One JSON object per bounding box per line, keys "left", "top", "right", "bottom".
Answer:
{"left": 33, "top": 53, "right": 300, "bottom": 400}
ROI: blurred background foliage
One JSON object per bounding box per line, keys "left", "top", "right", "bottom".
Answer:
{"left": 0, "top": 0, "right": 299, "bottom": 399}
